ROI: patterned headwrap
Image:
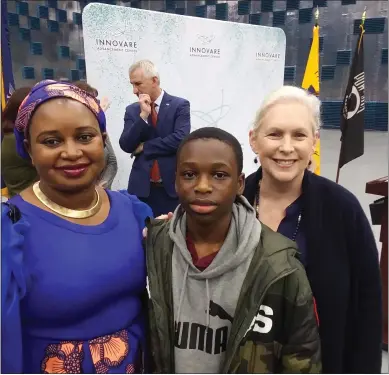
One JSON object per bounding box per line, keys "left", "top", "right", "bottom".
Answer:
{"left": 14, "top": 80, "right": 106, "bottom": 159}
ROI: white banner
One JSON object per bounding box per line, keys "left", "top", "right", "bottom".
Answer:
{"left": 82, "top": 3, "right": 286, "bottom": 189}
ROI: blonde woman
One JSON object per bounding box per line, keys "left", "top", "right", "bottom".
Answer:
{"left": 243, "top": 86, "right": 382, "bottom": 373}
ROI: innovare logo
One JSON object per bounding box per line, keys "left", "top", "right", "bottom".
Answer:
{"left": 95, "top": 39, "right": 137, "bottom": 53}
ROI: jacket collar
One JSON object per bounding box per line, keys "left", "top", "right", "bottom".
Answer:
{"left": 155, "top": 92, "right": 172, "bottom": 126}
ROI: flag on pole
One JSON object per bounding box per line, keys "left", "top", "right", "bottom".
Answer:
{"left": 338, "top": 20, "right": 365, "bottom": 170}
{"left": 1, "top": 0, "right": 15, "bottom": 198}
{"left": 301, "top": 14, "right": 320, "bottom": 175}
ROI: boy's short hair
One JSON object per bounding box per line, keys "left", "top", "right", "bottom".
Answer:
{"left": 177, "top": 127, "right": 243, "bottom": 174}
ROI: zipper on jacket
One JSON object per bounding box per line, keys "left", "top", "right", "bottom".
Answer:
{"left": 146, "top": 222, "right": 176, "bottom": 373}
{"left": 222, "top": 268, "right": 297, "bottom": 373}
{"left": 146, "top": 223, "right": 169, "bottom": 373}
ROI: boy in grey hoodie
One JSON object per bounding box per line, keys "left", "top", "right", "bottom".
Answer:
{"left": 145, "top": 127, "right": 321, "bottom": 373}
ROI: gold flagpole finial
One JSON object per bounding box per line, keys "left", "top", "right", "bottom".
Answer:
{"left": 362, "top": 6, "right": 367, "bottom": 25}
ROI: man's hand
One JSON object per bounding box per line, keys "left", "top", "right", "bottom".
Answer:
{"left": 139, "top": 94, "right": 151, "bottom": 120}
{"left": 133, "top": 143, "right": 144, "bottom": 156}
{"left": 142, "top": 212, "right": 174, "bottom": 238}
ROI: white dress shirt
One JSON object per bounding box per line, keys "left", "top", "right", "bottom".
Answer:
{"left": 142, "top": 90, "right": 164, "bottom": 123}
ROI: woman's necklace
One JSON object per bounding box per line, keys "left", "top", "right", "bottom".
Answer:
{"left": 255, "top": 180, "right": 302, "bottom": 241}
{"left": 33, "top": 181, "right": 101, "bottom": 219}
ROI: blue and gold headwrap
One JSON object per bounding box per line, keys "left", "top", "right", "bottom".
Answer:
{"left": 14, "top": 80, "right": 106, "bottom": 159}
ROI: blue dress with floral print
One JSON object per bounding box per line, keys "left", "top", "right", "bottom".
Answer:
{"left": 1, "top": 190, "right": 152, "bottom": 374}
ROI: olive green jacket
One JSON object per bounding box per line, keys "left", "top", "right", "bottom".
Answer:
{"left": 144, "top": 219, "right": 322, "bottom": 373}
{"left": 1, "top": 133, "right": 38, "bottom": 197}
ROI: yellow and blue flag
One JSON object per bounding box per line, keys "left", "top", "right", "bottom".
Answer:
{"left": 1, "top": 0, "right": 15, "bottom": 198}
{"left": 302, "top": 24, "right": 320, "bottom": 175}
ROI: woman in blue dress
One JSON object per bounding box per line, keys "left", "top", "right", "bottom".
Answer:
{"left": 2, "top": 80, "right": 153, "bottom": 374}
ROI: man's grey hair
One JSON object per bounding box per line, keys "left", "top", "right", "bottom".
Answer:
{"left": 129, "top": 59, "right": 160, "bottom": 81}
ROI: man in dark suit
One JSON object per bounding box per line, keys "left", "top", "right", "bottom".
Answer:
{"left": 120, "top": 60, "right": 191, "bottom": 216}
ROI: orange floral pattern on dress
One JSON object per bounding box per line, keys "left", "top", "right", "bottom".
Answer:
{"left": 41, "top": 341, "right": 84, "bottom": 374}
{"left": 88, "top": 329, "right": 129, "bottom": 373}
{"left": 40, "top": 330, "right": 135, "bottom": 373}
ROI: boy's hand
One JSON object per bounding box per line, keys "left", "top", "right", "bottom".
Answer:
{"left": 142, "top": 212, "right": 173, "bottom": 238}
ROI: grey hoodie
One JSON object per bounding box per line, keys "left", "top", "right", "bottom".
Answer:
{"left": 169, "top": 196, "right": 262, "bottom": 373}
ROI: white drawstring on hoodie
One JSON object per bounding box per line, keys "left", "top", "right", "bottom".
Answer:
{"left": 176, "top": 264, "right": 212, "bottom": 330}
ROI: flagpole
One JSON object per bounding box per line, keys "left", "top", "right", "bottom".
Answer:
{"left": 335, "top": 154, "right": 341, "bottom": 183}
{"left": 335, "top": 7, "right": 366, "bottom": 184}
